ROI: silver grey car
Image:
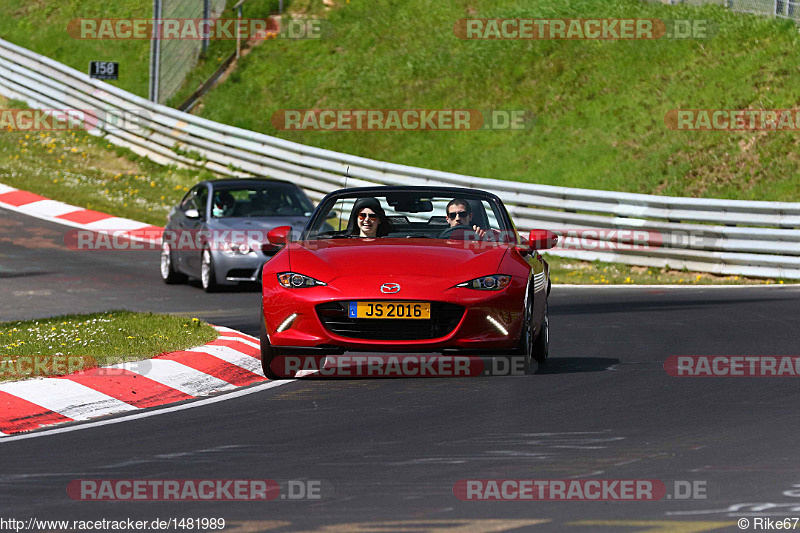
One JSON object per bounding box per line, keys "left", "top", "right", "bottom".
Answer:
{"left": 160, "top": 179, "right": 313, "bottom": 292}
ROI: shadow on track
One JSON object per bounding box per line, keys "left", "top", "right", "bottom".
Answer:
{"left": 0, "top": 271, "right": 54, "bottom": 279}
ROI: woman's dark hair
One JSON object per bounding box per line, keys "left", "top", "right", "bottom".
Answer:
{"left": 347, "top": 197, "right": 393, "bottom": 237}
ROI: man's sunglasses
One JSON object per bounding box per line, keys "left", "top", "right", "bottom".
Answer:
{"left": 446, "top": 210, "right": 469, "bottom": 219}
{"left": 358, "top": 212, "right": 378, "bottom": 220}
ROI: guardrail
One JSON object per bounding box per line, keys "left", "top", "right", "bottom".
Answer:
{"left": 1, "top": 37, "right": 799, "bottom": 279}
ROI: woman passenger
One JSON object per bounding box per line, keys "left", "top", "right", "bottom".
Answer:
{"left": 348, "top": 198, "right": 392, "bottom": 238}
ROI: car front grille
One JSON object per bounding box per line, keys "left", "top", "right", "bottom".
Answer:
{"left": 226, "top": 268, "right": 257, "bottom": 280}
{"left": 315, "top": 301, "right": 465, "bottom": 341}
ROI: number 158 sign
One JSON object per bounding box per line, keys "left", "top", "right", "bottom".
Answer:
{"left": 89, "top": 61, "right": 118, "bottom": 80}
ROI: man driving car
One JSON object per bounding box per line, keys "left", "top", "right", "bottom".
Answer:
{"left": 445, "top": 198, "right": 495, "bottom": 238}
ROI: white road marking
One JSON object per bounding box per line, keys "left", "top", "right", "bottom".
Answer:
{"left": 0, "top": 184, "right": 17, "bottom": 194}
{"left": 0, "top": 379, "right": 294, "bottom": 443}
{"left": 0, "top": 379, "right": 138, "bottom": 420}
{"left": 84, "top": 218, "right": 151, "bottom": 231}
{"left": 112, "top": 359, "right": 235, "bottom": 396}
{"left": 185, "top": 346, "right": 264, "bottom": 375}
{"left": 15, "top": 199, "right": 81, "bottom": 218}
{"left": 0, "top": 197, "right": 158, "bottom": 239}
{"left": 217, "top": 336, "right": 260, "bottom": 349}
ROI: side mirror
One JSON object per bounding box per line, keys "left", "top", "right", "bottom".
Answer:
{"left": 184, "top": 208, "right": 201, "bottom": 219}
{"left": 267, "top": 226, "right": 293, "bottom": 245}
{"left": 528, "top": 229, "right": 558, "bottom": 251}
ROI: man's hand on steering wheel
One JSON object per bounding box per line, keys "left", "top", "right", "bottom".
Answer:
{"left": 439, "top": 224, "right": 502, "bottom": 240}
{"left": 473, "top": 225, "right": 490, "bottom": 238}
{"left": 438, "top": 224, "right": 474, "bottom": 239}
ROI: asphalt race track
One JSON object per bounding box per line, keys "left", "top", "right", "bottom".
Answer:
{"left": 2, "top": 206, "right": 800, "bottom": 532}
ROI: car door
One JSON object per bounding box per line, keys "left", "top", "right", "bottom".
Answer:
{"left": 174, "top": 185, "right": 208, "bottom": 276}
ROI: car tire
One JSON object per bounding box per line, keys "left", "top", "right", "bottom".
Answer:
{"left": 261, "top": 314, "right": 294, "bottom": 379}
{"left": 160, "top": 241, "right": 187, "bottom": 284}
{"left": 532, "top": 299, "right": 549, "bottom": 364}
{"left": 260, "top": 316, "right": 328, "bottom": 379}
{"left": 201, "top": 247, "right": 219, "bottom": 293}
{"left": 512, "top": 291, "right": 535, "bottom": 374}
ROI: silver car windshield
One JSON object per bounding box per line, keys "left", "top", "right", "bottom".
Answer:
{"left": 211, "top": 185, "right": 314, "bottom": 218}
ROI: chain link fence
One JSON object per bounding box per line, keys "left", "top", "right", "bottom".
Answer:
{"left": 149, "top": 0, "right": 228, "bottom": 104}
{"left": 663, "top": 0, "right": 799, "bottom": 20}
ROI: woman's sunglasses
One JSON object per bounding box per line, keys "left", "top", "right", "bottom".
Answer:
{"left": 358, "top": 212, "right": 378, "bottom": 221}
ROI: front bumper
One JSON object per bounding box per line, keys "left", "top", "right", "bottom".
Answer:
{"left": 212, "top": 249, "right": 277, "bottom": 285}
{"left": 262, "top": 274, "right": 527, "bottom": 352}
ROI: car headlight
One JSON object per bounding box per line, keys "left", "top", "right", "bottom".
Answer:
{"left": 456, "top": 275, "right": 512, "bottom": 291}
{"left": 277, "top": 272, "right": 327, "bottom": 288}
{"left": 220, "top": 242, "right": 255, "bottom": 256}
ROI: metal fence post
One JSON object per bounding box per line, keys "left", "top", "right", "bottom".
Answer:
{"left": 148, "top": 0, "right": 162, "bottom": 103}
{"left": 235, "top": 0, "right": 245, "bottom": 58}
{"left": 202, "top": 0, "right": 210, "bottom": 53}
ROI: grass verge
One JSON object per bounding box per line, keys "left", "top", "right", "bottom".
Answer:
{"left": 0, "top": 311, "right": 218, "bottom": 382}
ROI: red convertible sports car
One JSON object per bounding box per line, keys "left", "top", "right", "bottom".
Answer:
{"left": 260, "top": 186, "right": 557, "bottom": 378}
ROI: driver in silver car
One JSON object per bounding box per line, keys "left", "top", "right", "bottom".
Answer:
{"left": 212, "top": 190, "right": 236, "bottom": 218}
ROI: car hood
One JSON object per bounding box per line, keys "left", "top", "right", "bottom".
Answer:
{"left": 208, "top": 217, "right": 308, "bottom": 231}
{"left": 206, "top": 217, "right": 308, "bottom": 243}
{"left": 287, "top": 238, "right": 511, "bottom": 284}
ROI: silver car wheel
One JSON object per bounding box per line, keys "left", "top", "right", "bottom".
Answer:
{"left": 201, "top": 249, "right": 211, "bottom": 289}
{"left": 160, "top": 242, "right": 171, "bottom": 280}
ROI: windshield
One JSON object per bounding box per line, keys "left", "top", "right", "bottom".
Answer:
{"left": 304, "top": 190, "right": 514, "bottom": 242}
{"left": 211, "top": 184, "right": 314, "bottom": 218}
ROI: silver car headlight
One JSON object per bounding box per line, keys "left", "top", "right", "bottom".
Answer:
{"left": 220, "top": 241, "right": 255, "bottom": 256}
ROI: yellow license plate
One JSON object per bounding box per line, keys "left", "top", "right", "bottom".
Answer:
{"left": 349, "top": 301, "right": 430, "bottom": 319}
